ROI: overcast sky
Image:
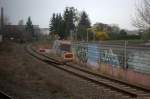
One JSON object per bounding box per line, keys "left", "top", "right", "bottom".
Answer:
{"left": 1, "top": 0, "right": 139, "bottom": 30}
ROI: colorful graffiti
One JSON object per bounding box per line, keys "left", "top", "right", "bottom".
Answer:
{"left": 87, "top": 44, "right": 100, "bottom": 67}
{"left": 99, "top": 49, "right": 121, "bottom": 67}
{"left": 73, "top": 44, "right": 122, "bottom": 67}
{"left": 75, "top": 46, "right": 88, "bottom": 63}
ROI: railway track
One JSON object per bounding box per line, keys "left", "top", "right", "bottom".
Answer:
{"left": 25, "top": 44, "right": 150, "bottom": 99}
{"left": 0, "top": 90, "right": 13, "bottom": 99}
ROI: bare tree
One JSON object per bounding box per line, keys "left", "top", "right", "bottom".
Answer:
{"left": 133, "top": 0, "right": 150, "bottom": 29}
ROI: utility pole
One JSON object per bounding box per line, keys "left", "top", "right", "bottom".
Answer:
{"left": 70, "top": 30, "right": 73, "bottom": 42}
{"left": 124, "top": 40, "right": 127, "bottom": 68}
{"left": 87, "top": 29, "right": 88, "bottom": 42}
{"left": 1, "top": 7, "right": 4, "bottom": 31}
{"left": 93, "top": 32, "right": 95, "bottom": 42}
{"left": 0, "top": 7, "right": 4, "bottom": 42}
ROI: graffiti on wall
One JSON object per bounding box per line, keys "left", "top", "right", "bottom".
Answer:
{"left": 75, "top": 46, "right": 88, "bottom": 63}
{"left": 73, "top": 44, "right": 123, "bottom": 68}
{"left": 99, "top": 49, "right": 121, "bottom": 67}
{"left": 73, "top": 43, "right": 150, "bottom": 75}
{"left": 87, "top": 44, "right": 100, "bottom": 67}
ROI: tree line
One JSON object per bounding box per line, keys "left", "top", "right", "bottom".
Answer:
{"left": 49, "top": 7, "right": 142, "bottom": 41}
{"left": 49, "top": 7, "right": 91, "bottom": 41}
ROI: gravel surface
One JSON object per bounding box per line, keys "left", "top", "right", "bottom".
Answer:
{"left": 0, "top": 42, "right": 137, "bottom": 99}
{"left": 0, "top": 42, "right": 73, "bottom": 99}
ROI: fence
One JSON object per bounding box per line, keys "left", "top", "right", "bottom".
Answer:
{"left": 71, "top": 41, "right": 150, "bottom": 87}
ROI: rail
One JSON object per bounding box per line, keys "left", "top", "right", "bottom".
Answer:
{"left": 25, "top": 44, "right": 150, "bottom": 99}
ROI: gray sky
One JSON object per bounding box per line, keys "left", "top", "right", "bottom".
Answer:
{"left": 1, "top": 0, "right": 139, "bottom": 30}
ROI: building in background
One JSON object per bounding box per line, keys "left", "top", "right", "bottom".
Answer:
{"left": 3, "top": 25, "right": 40, "bottom": 42}
{"left": 40, "top": 28, "right": 49, "bottom": 35}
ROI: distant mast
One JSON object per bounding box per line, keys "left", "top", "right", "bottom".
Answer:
{"left": 1, "top": 7, "right": 4, "bottom": 31}
{"left": 0, "top": 7, "right": 4, "bottom": 42}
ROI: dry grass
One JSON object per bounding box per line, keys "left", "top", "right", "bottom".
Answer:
{"left": 0, "top": 42, "right": 73, "bottom": 99}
